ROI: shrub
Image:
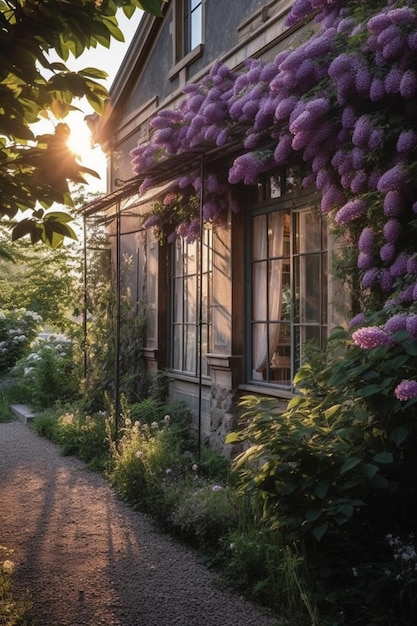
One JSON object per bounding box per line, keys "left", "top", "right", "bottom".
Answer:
{"left": 0, "top": 309, "right": 42, "bottom": 375}
{"left": 169, "top": 482, "right": 238, "bottom": 551}
{"left": 11, "top": 335, "right": 80, "bottom": 409}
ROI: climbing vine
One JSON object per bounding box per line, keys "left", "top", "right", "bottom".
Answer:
{"left": 131, "top": 0, "right": 417, "bottom": 368}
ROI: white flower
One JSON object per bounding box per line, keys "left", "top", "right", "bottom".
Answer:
{"left": 164, "top": 414, "right": 171, "bottom": 424}
{"left": 2, "top": 560, "right": 14, "bottom": 574}
{"left": 192, "top": 463, "right": 198, "bottom": 472}
{"left": 135, "top": 450, "right": 144, "bottom": 459}
{"left": 211, "top": 485, "right": 223, "bottom": 492}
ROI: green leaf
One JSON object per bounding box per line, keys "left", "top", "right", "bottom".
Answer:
{"left": 313, "top": 523, "right": 328, "bottom": 542}
{"left": 314, "top": 481, "right": 330, "bottom": 499}
{"left": 360, "top": 463, "right": 379, "bottom": 479}
{"left": 390, "top": 425, "right": 409, "bottom": 447}
{"left": 340, "top": 456, "right": 362, "bottom": 475}
{"left": 324, "top": 404, "right": 341, "bottom": 420}
{"left": 373, "top": 452, "right": 393, "bottom": 464}
{"left": 305, "top": 508, "right": 322, "bottom": 522}
{"left": 225, "top": 432, "right": 241, "bottom": 444}
{"left": 358, "top": 384, "right": 382, "bottom": 398}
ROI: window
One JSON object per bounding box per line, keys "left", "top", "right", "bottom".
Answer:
{"left": 170, "top": 228, "right": 212, "bottom": 376}
{"left": 248, "top": 167, "right": 327, "bottom": 388}
{"left": 184, "top": 0, "right": 203, "bottom": 54}
{"left": 172, "top": 0, "right": 204, "bottom": 72}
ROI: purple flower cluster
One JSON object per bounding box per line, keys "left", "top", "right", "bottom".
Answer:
{"left": 395, "top": 379, "right": 417, "bottom": 401}
{"left": 128, "top": 0, "right": 417, "bottom": 347}
{"left": 352, "top": 326, "right": 391, "bottom": 349}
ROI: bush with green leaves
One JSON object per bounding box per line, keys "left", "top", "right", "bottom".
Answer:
{"left": 0, "top": 308, "right": 42, "bottom": 375}
{"left": 227, "top": 322, "right": 417, "bottom": 624}
{"left": 11, "top": 335, "right": 80, "bottom": 408}
{"left": 31, "top": 406, "right": 111, "bottom": 472}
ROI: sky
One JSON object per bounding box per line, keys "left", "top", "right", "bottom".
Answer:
{"left": 35, "top": 10, "right": 142, "bottom": 193}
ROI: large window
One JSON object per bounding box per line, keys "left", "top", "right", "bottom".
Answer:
{"left": 170, "top": 229, "right": 212, "bottom": 376}
{"left": 248, "top": 167, "right": 328, "bottom": 388}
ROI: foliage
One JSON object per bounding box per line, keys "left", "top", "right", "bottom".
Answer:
{"left": 81, "top": 220, "right": 148, "bottom": 408}
{"left": 227, "top": 320, "right": 417, "bottom": 624}
{"left": 11, "top": 335, "right": 80, "bottom": 409}
{"left": 108, "top": 400, "right": 189, "bottom": 513}
{"left": 0, "top": 546, "right": 33, "bottom": 626}
{"left": 0, "top": 309, "right": 42, "bottom": 375}
{"left": 130, "top": 0, "right": 417, "bottom": 335}
{"left": 31, "top": 405, "right": 110, "bottom": 471}
{"left": 0, "top": 0, "right": 163, "bottom": 246}
{"left": 0, "top": 225, "right": 81, "bottom": 332}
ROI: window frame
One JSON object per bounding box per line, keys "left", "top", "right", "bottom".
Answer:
{"left": 170, "top": 0, "right": 204, "bottom": 80}
{"left": 245, "top": 170, "right": 327, "bottom": 391}
{"left": 169, "top": 228, "right": 212, "bottom": 378}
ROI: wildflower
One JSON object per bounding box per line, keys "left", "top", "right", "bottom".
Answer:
{"left": 352, "top": 326, "right": 391, "bottom": 349}
{"left": 192, "top": 463, "right": 198, "bottom": 472}
{"left": 2, "top": 560, "right": 14, "bottom": 574}
{"left": 135, "top": 450, "right": 145, "bottom": 459}
{"left": 165, "top": 468, "right": 173, "bottom": 475}
{"left": 124, "top": 418, "right": 132, "bottom": 427}
{"left": 395, "top": 380, "right": 417, "bottom": 401}
{"left": 164, "top": 415, "right": 171, "bottom": 424}
{"left": 211, "top": 485, "right": 223, "bottom": 492}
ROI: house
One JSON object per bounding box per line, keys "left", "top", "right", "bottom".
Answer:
{"left": 83, "top": 0, "right": 349, "bottom": 454}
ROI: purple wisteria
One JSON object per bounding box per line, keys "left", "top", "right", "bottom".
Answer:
{"left": 129, "top": 0, "right": 417, "bottom": 344}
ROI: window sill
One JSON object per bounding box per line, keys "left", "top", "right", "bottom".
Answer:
{"left": 169, "top": 43, "right": 204, "bottom": 80}
{"left": 239, "top": 383, "right": 295, "bottom": 401}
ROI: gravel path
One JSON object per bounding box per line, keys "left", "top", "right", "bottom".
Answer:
{"left": 0, "top": 421, "right": 279, "bottom": 626}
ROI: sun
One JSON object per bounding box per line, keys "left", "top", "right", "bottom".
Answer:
{"left": 66, "top": 113, "right": 95, "bottom": 162}
{"left": 66, "top": 112, "right": 107, "bottom": 190}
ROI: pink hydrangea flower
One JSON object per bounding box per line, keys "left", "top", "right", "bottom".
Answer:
{"left": 352, "top": 326, "right": 391, "bottom": 349}
{"left": 395, "top": 380, "right": 417, "bottom": 401}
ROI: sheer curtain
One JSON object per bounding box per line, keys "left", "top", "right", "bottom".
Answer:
{"left": 252, "top": 211, "right": 284, "bottom": 379}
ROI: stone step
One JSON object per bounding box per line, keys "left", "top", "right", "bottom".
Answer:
{"left": 10, "top": 404, "right": 35, "bottom": 424}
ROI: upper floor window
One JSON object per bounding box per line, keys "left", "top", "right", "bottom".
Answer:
{"left": 172, "top": 0, "right": 204, "bottom": 75}
{"left": 184, "top": 0, "right": 203, "bottom": 54}
{"left": 248, "top": 167, "right": 328, "bottom": 389}
{"left": 170, "top": 228, "right": 212, "bottom": 376}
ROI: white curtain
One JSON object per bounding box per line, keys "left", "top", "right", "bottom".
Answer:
{"left": 252, "top": 212, "right": 284, "bottom": 379}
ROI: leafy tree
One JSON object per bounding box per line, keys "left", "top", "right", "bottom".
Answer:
{"left": 0, "top": 0, "right": 163, "bottom": 247}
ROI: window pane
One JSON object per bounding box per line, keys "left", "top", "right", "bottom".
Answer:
{"left": 252, "top": 214, "right": 267, "bottom": 260}
{"left": 294, "top": 255, "right": 321, "bottom": 323}
{"left": 185, "top": 325, "right": 196, "bottom": 372}
{"left": 190, "top": 5, "right": 202, "bottom": 49}
{"left": 184, "top": 276, "right": 196, "bottom": 323}
{"left": 173, "top": 325, "right": 182, "bottom": 370}
{"left": 294, "top": 210, "right": 321, "bottom": 254}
